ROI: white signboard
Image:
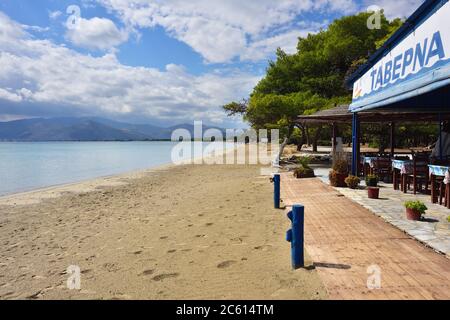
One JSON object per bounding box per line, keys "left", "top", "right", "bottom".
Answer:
{"left": 351, "top": 1, "right": 450, "bottom": 110}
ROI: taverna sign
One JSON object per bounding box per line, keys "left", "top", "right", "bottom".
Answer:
{"left": 350, "top": 0, "right": 450, "bottom": 112}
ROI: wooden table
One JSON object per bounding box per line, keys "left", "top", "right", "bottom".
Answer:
{"left": 428, "top": 165, "right": 450, "bottom": 207}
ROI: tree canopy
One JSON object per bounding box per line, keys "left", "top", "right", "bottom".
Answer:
{"left": 223, "top": 11, "right": 403, "bottom": 146}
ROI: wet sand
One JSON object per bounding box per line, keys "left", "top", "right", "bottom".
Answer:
{"left": 0, "top": 164, "right": 326, "bottom": 300}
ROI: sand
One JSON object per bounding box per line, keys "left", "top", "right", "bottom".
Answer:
{"left": 0, "top": 163, "right": 326, "bottom": 300}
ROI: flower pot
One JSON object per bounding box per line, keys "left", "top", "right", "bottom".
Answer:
{"left": 335, "top": 173, "right": 348, "bottom": 187}
{"left": 406, "top": 208, "right": 422, "bottom": 221}
{"left": 367, "top": 187, "right": 379, "bottom": 199}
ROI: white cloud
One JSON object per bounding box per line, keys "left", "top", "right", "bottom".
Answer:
{"left": 22, "top": 25, "right": 50, "bottom": 33}
{"left": 96, "top": 0, "right": 358, "bottom": 63}
{"left": 49, "top": 10, "right": 62, "bottom": 20}
{"left": 0, "top": 88, "right": 22, "bottom": 102}
{"left": 241, "top": 29, "right": 312, "bottom": 62}
{"left": 0, "top": 11, "right": 259, "bottom": 125}
{"left": 65, "top": 16, "right": 129, "bottom": 51}
{"left": 363, "top": 0, "right": 424, "bottom": 19}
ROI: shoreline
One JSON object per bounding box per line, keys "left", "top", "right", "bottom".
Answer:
{"left": 0, "top": 162, "right": 176, "bottom": 206}
{"left": 0, "top": 142, "right": 274, "bottom": 206}
{"left": 0, "top": 142, "right": 245, "bottom": 205}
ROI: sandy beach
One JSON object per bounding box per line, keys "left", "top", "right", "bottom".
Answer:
{"left": 0, "top": 163, "right": 326, "bottom": 300}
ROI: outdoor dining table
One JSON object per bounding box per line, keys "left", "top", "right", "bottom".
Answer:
{"left": 392, "top": 159, "right": 413, "bottom": 192}
{"left": 428, "top": 165, "right": 450, "bottom": 208}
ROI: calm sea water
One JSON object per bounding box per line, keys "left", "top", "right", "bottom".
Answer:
{"left": 0, "top": 141, "right": 230, "bottom": 196}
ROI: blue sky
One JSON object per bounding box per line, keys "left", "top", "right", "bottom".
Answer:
{"left": 0, "top": 0, "right": 423, "bottom": 127}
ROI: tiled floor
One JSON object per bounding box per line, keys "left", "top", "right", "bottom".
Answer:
{"left": 314, "top": 167, "right": 450, "bottom": 257}
{"left": 281, "top": 173, "right": 450, "bottom": 300}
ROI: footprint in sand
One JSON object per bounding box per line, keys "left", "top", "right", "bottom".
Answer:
{"left": 141, "top": 269, "right": 154, "bottom": 276}
{"left": 217, "top": 260, "right": 236, "bottom": 269}
{"left": 152, "top": 273, "right": 179, "bottom": 281}
{"left": 254, "top": 245, "right": 272, "bottom": 251}
{"left": 167, "top": 249, "right": 176, "bottom": 253}
{"left": 205, "top": 223, "right": 214, "bottom": 227}
{"left": 160, "top": 236, "right": 168, "bottom": 240}
{"left": 103, "top": 263, "right": 120, "bottom": 272}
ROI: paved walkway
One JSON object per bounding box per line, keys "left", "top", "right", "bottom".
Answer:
{"left": 281, "top": 173, "right": 450, "bottom": 300}
{"left": 314, "top": 167, "right": 450, "bottom": 257}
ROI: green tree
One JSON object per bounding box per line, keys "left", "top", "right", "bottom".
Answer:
{"left": 223, "top": 11, "right": 402, "bottom": 149}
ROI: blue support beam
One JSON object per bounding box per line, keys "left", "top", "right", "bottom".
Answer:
{"left": 273, "top": 174, "right": 280, "bottom": 209}
{"left": 286, "top": 205, "right": 305, "bottom": 269}
{"left": 439, "top": 113, "right": 443, "bottom": 160}
{"left": 351, "top": 113, "right": 360, "bottom": 176}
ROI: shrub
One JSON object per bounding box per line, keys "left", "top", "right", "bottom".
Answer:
{"left": 365, "top": 174, "right": 379, "bottom": 187}
{"left": 294, "top": 166, "right": 315, "bottom": 179}
{"left": 329, "top": 170, "right": 347, "bottom": 187}
{"left": 404, "top": 201, "right": 427, "bottom": 215}
{"left": 447, "top": 216, "right": 450, "bottom": 223}
{"left": 345, "top": 175, "right": 361, "bottom": 189}
{"left": 297, "top": 156, "right": 311, "bottom": 169}
{"left": 332, "top": 159, "right": 349, "bottom": 174}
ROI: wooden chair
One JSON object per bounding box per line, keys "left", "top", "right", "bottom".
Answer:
{"left": 406, "top": 152, "right": 429, "bottom": 194}
{"left": 372, "top": 158, "right": 392, "bottom": 181}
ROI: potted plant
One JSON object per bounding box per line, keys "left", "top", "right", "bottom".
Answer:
{"left": 365, "top": 174, "right": 380, "bottom": 199}
{"left": 404, "top": 201, "right": 427, "bottom": 221}
{"left": 293, "top": 156, "right": 315, "bottom": 178}
{"left": 365, "top": 174, "right": 379, "bottom": 187}
{"left": 329, "top": 159, "right": 349, "bottom": 187}
{"left": 345, "top": 175, "right": 360, "bottom": 189}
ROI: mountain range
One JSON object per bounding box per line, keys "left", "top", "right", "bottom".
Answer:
{"left": 0, "top": 117, "right": 227, "bottom": 141}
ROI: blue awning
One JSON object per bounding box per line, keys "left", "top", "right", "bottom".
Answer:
{"left": 348, "top": 0, "right": 450, "bottom": 113}
{"left": 350, "top": 64, "right": 450, "bottom": 112}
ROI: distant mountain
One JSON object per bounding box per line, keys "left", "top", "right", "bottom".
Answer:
{"left": 0, "top": 117, "right": 227, "bottom": 141}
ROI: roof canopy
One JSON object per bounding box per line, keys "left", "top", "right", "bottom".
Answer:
{"left": 298, "top": 104, "right": 450, "bottom": 124}
{"left": 347, "top": 0, "right": 450, "bottom": 113}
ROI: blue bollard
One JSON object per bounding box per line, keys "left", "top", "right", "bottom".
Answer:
{"left": 273, "top": 174, "right": 280, "bottom": 209}
{"left": 286, "top": 205, "right": 304, "bottom": 269}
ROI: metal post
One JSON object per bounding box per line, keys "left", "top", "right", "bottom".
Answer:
{"left": 286, "top": 205, "right": 304, "bottom": 269}
{"left": 273, "top": 174, "right": 280, "bottom": 209}
{"left": 332, "top": 123, "right": 337, "bottom": 154}
{"left": 351, "top": 113, "right": 359, "bottom": 176}
{"left": 439, "top": 114, "right": 443, "bottom": 161}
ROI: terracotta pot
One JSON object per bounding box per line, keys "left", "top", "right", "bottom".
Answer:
{"left": 336, "top": 173, "right": 348, "bottom": 187}
{"left": 368, "top": 187, "right": 379, "bottom": 199}
{"left": 406, "top": 208, "right": 422, "bottom": 221}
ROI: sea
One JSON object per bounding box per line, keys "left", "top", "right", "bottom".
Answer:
{"left": 0, "top": 141, "right": 232, "bottom": 196}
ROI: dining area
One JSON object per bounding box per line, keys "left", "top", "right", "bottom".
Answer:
{"left": 361, "top": 151, "right": 450, "bottom": 209}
